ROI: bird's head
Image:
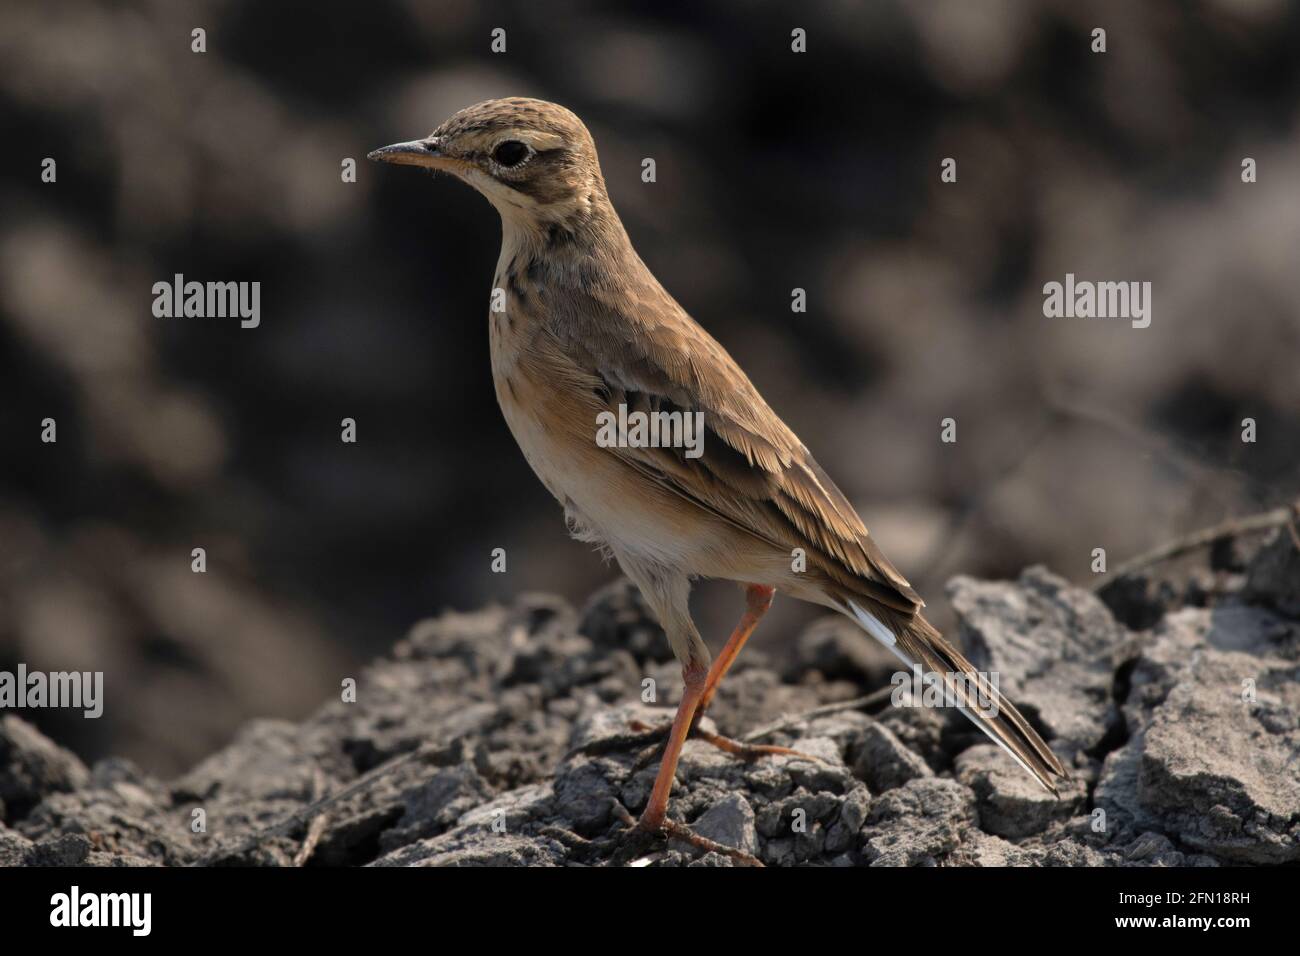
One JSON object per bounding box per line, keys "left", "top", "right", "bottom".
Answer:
{"left": 368, "top": 97, "right": 610, "bottom": 233}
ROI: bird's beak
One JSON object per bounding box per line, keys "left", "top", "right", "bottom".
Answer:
{"left": 366, "top": 137, "right": 446, "bottom": 169}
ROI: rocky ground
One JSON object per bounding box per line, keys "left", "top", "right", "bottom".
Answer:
{"left": 2, "top": 529, "right": 1297, "bottom": 867}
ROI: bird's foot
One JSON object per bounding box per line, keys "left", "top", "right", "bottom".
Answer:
{"left": 604, "top": 802, "right": 763, "bottom": 867}
{"left": 568, "top": 715, "right": 819, "bottom": 868}
{"left": 619, "top": 718, "right": 824, "bottom": 771}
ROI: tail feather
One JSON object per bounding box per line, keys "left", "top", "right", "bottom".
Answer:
{"left": 846, "top": 601, "right": 1067, "bottom": 795}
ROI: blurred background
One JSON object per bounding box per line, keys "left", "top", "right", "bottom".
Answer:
{"left": 1, "top": 0, "right": 1297, "bottom": 775}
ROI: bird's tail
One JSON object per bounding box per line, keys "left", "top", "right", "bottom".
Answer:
{"left": 844, "top": 600, "right": 1067, "bottom": 794}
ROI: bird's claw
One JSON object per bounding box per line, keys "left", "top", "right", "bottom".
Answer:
{"left": 608, "top": 801, "right": 763, "bottom": 867}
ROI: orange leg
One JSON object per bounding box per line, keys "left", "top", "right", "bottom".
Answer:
{"left": 698, "top": 584, "right": 774, "bottom": 714}
{"left": 690, "top": 584, "right": 805, "bottom": 760}
{"left": 636, "top": 661, "right": 707, "bottom": 833}
{"left": 636, "top": 584, "right": 790, "bottom": 834}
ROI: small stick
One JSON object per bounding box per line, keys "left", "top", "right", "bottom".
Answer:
{"left": 743, "top": 685, "right": 894, "bottom": 743}
{"left": 292, "top": 768, "right": 330, "bottom": 867}
{"left": 1092, "top": 504, "right": 1299, "bottom": 591}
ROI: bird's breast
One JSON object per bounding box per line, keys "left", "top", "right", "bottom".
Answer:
{"left": 487, "top": 275, "right": 586, "bottom": 504}
{"left": 488, "top": 302, "right": 726, "bottom": 570}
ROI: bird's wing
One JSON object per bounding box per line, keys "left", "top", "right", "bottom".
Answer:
{"left": 545, "top": 286, "right": 922, "bottom": 615}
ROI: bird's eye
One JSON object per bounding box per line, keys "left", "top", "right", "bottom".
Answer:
{"left": 492, "top": 140, "right": 530, "bottom": 168}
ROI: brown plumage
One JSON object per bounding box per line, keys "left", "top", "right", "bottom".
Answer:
{"left": 370, "top": 98, "right": 1067, "bottom": 853}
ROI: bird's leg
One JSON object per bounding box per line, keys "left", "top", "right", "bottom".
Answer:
{"left": 623, "top": 584, "right": 813, "bottom": 763}
{"left": 629, "top": 660, "right": 765, "bottom": 865}
{"left": 696, "top": 583, "right": 774, "bottom": 716}
{"left": 636, "top": 660, "right": 708, "bottom": 833}
{"left": 626, "top": 583, "right": 773, "bottom": 736}
{"left": 610, "top": 586, "right": 814, "bottom": 866}
{"left": 683, "top": 583, "right": 813, "bottom": 759}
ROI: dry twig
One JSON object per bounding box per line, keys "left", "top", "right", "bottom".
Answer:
{"left": 1092, "top": 503, "right": 1300, "bottom": 591}
{"left": 743, "top": 685, "right": 894, "bottom": 743}
{"left": 292, "top": 767, "right": 331, "bottom": 867}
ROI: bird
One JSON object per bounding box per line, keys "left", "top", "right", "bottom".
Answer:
{"left": 369, "top": 97, "right": 1067, "bottom": 855}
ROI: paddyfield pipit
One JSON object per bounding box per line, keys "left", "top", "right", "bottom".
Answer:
{"left": 369, "top": 98, "right": 1067, "bottom": 846}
